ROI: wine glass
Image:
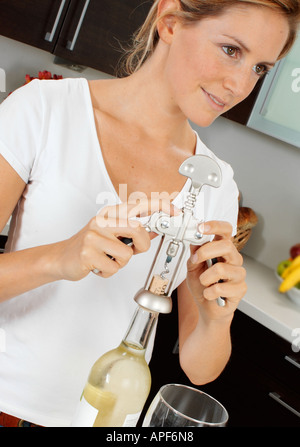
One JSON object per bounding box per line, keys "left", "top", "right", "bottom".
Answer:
{"left": 142, "top": 383, "right": 228, "bottom": 427}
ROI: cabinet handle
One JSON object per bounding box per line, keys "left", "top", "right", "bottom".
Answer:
{"left": 285, "top": 355, "right": 300, "bottom": 369}
{"left": 269, "top": 392, "right": 300, "bottom": 418}
{"left": 45, "top": 0, "right": 67, "bottom": 42}
{"left": 66, "top": 0, "right": 90, "bottom": 51}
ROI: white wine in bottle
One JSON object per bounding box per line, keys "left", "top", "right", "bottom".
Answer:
{"left": 71, "top": 306, "right": 158, "bottom": 427}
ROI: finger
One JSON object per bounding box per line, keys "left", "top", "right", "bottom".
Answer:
{"left": 101, "top": 235, "right": 135, "bottom": 266}
{"left": 189, "top": 239, "right": 243, "bottom": 270}
{"left": 200, "top": 263, "right": 246, "bottom": 288}
{"left": 96, "top": 211, "right": 141, "bottom": 228}
{"left": 198, "top": 220, "right": 233, "bottom": 241}
{"left": 202, "top": 278, "right": 247, "bottom": 302}
{"left": 127, "top": 198, "right": 182, "bottom": 219}
{"left": 94, "top": 219, "right": 151, "bottom": 256}
{"left": 97, "top": 198, "right": 181, "bottom": 222}
{"left": 191, "top": 239, "right": 243, "bottom": 266}
{"left": 91, "top": 252, "right": 120, "bottom": 277}
{"left": 187, "top": 243, "right": 209, "bottom": 273}
{"left": 80, "top": 230, "right": 132, "bottom": 271}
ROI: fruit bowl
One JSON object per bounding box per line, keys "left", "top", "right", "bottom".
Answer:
{"left": 276, "top": 272, "right": 300, "bottom": 306}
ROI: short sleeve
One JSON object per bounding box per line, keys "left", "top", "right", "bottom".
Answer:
{"left": 194, "top": 133, "right": 239, "bottom": 237}
{"left": 0, "top": 80, "right": 43, "bottom": 183}
{"left": 218, "top": 163, "right": 239, "bottom": 236}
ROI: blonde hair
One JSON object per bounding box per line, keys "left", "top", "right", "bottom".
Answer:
{"left": 118, "top": 0, "right": 300, "bottom": 76}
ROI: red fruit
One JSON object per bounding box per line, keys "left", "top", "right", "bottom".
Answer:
{"left": 290, "top": 243, "right": 300, "bottom": 259}
{"left": 25, "top": 74, "right": 33, "bottom": 84}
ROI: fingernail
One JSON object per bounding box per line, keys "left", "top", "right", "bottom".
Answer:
{"left": 173, "top": 206, "right": 182, "bottom": 215}
{"left": 129, "top": 219, "right": 140, "bottom": 228}
{"left": 191, "top": 253, "right": 198, "bottom": 264}
{"left": 199, "top": 222, "right": 210, "bottom": 233}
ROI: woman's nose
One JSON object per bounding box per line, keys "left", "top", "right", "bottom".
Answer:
{"left": 223, "top": 68, "right": 256, "bottom": 101}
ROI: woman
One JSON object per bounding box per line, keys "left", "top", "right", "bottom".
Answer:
{"left": 0, "top": 0, "right": 299, "bottom": 427}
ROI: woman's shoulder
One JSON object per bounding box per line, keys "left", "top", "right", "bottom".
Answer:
{"left": 36, "top": 77, "right": 88, "bottom": 98}
{"left": 3, "top": 77, "right": 89, "bottom": 113}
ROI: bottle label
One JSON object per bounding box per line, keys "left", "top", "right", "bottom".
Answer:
{"left": 71, "top": 396, "right": 98, "bottom": 427}
{"left": 122, "top": 411, "right": 142, "bottom": 427}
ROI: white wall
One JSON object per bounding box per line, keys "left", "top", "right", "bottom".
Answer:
{"left": 1, "top": 35, "right": 299, "bottom": 270}
{"left": 0, "top": 35, "right": 111, "bottom": 103}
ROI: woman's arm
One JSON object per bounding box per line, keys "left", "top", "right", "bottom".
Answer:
{"left": 0, "top": 222, "right": 148, "bottom": 302}
{"left": 0, "top": 154, "right": 26, "bottom": 230}
{"left": 0, "top": 155, "right": 151, "bottom": 302}
{"left": 0, "top": 156, "right": 179, "bottom": 302}
{"left": 177, "top": 220, "right": 247, "bottom": 385}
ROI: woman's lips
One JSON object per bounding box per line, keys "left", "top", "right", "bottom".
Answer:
{"left": 202, "top": 88, "right": 226, "bottom": 110}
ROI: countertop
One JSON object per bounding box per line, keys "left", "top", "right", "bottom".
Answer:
{"left": 239, "top": 254, "right": 300, "bottom": 344}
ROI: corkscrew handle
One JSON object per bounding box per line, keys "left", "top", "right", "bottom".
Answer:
{"left": 135, "top": 155, "right": 224, "bottom": 313}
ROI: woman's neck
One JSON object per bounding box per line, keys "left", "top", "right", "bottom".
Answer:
{"left": 89, "top": 52, "right": 194, "bottom": 150}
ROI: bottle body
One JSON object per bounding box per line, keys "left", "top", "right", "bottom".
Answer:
{"left": 71, "top": 307, "right": 157, "bottom": 427}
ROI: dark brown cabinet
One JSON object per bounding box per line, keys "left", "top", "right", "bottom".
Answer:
{"left": 0, "top": 0, "right": 152, "bottom": 75}
{"left": 53, "top": 0, "right": 152, "bottom": 75}
{"left": 143, "top": 299, "right": 300, "bottom": 427}
{"left": 0, "top": 0, "right": 71, "bottom": 52}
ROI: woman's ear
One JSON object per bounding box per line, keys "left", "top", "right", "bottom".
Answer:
{"left": 156, "top": 0, "right": 181, "bottom": 44}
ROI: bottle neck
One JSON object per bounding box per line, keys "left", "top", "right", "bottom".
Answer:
{"left": 122, "top": 306, "right": 158, "bottom": 351}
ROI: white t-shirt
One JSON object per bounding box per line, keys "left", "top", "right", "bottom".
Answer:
{"left": 0, "top": 78, "right": 238, "bottom": 427}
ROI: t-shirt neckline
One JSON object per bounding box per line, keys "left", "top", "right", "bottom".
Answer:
{"left": 82, "top": 78, "right": 200, "bottom": 210}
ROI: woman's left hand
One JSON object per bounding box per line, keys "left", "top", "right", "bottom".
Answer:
{"left": 186, "top": 220, "right": 247, "bottom": 320}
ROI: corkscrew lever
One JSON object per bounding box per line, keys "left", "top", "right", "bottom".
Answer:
{"left": 134, "top": 154, "right": 223, "bottom": 314}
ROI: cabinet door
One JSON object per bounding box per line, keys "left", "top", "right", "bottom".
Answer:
{"left": 145, "top": 301, "right": 300, "bottom": 427}
{"left": 53, "top": 0, "right": 152, "bottom": 75}
{"left": 0, "top": 0, "right": 71, "bottom": 52}
{"left": 247, "top": 35, "right": 300, "bottom": 148}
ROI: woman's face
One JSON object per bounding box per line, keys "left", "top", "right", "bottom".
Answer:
{"left": 162, "top": 5, "right": 290, "bottom": 127}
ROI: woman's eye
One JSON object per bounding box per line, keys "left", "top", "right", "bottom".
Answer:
{"left": 253, "top": 64, "right": 268, "bottom": 76}
{"left": 222, "top": 46, "right": 238, "bottom": 57}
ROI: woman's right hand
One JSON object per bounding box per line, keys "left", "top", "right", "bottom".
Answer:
{"left": 52, "top": 199, "right": 180, "bottom": 281}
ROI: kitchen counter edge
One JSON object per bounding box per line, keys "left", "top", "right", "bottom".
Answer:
{"left": 239, "top": 254, "right": 300, "bottom": 345}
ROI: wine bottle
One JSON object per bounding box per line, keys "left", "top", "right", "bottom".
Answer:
{"left": 71, "top": 305, "right": 158, "bottom": 427}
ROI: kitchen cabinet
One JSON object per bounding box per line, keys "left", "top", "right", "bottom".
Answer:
{"left": 142, "top": 299, "right": 300, "bottom": 427}
{"left": 247, "top": 34, "right": 300, "bottom": 148}
{"left": 0, "top": 0, "right": 152, "bottom": 75}
{"left": 0, "top": 0, "right": 71, "bottom": 53}
{"left": 53, "top": 0, "right": 152, "bottom": 75}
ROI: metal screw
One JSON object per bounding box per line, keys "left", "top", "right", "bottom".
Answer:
{"left": 194, "top": 231, "right": 203, "bottom": 240}
{"left": 160, "top": 220, "right": 170, "bottom": 229}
